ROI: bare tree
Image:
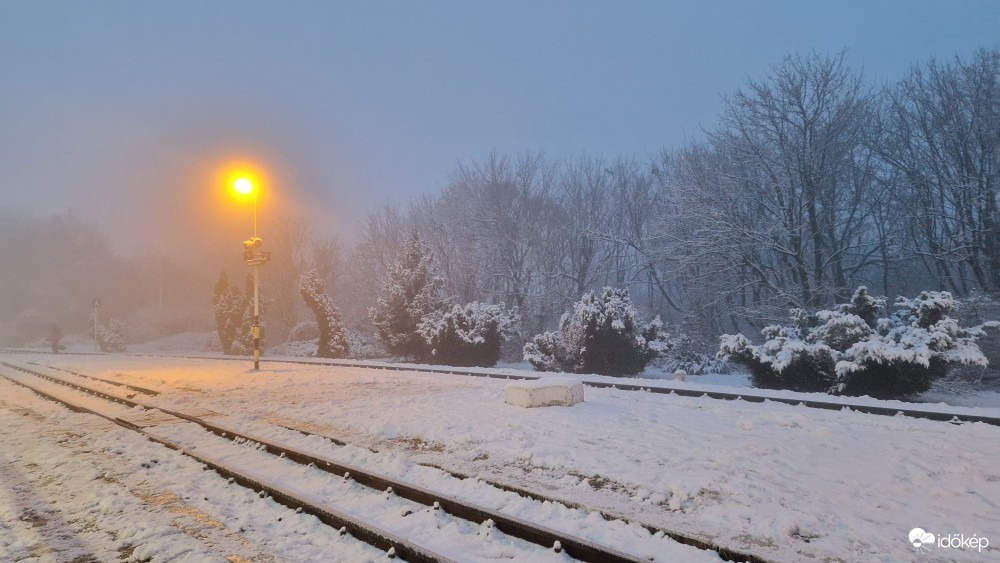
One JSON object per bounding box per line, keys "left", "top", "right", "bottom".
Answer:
{"left": 606, "top": 158, "right": 685, "bottom": 314}
{"left": 879, "top": 49, "right": 1000, "bottom": 294}
{"left": 444, "top": 151, "right": 555, "bottom": 314}
{"left": 263, "top": 215, "right": 313, "bottom": 343}
{"left": 342, "top": 203, "right": 408, "bottom": 330}
{"left": 549, "top": 155, "right": 616, "bottom": 301}
{"left": 707, "top": 51, "right": 883, "bottom": 311}
{"left": 310, "top": 234, "right": 345, "bottom": 303}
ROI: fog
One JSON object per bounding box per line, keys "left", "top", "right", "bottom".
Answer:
{"left": 1, "top": 2, "right": 997, "bottom": 347}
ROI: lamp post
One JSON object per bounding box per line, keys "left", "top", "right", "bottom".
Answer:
{"left": 234, "top": 176, "right": 269, "bottom": 370}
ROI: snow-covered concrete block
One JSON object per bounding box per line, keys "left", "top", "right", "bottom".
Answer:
{"left": 504, "top": 377, "right": 584, "bottom": 408}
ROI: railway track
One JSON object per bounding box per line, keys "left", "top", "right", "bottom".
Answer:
{"left": 4, "top": 347, "right": 997, "bottom": 427}
{"left": 176, "top": 352, "right": 1000, "bottom": 427}
{"left": 0, "top": 359, "right": 762, "bottom": 563}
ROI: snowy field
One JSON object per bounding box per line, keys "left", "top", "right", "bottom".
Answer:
{"left": 2, "top": 350, "right": 999, "bottom": 562}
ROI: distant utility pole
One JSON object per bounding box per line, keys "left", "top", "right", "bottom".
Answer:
{"left": 93, "top": 298, "right": 101, "bottom": 351}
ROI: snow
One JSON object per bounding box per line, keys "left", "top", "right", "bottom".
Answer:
{"left": 504, "top": 377, "right": 584, "bottom": 408}
{"left": 720, "top": 289, "right": 998, "bottom": 399}
{"left": 2, "top": 351, "right": 999, "bottom": 561}
{"left": 524, "top": 287, "right": 668, "bottom": 376}
{"left": 508, "top": 376, "right": 585, "bottom": 390}
{"left": 0, "top": 381, "right": 383, "bottom": 562}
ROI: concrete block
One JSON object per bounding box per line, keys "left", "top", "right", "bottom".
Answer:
{"left": 504, "top": 377, "right": 584, "bottom": 408}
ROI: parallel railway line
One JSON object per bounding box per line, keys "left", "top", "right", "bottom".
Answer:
{"left": 188, "top": 352, "right": 1000, "bottom": 427}
{"left": 0, "top": 358, "right": 766, "bottom": 563}
{"left": 5, "top": 348, "right": 996, "bottom": 427}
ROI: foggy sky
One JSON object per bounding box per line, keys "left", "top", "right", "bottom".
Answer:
{"left": 1, "top": 1, "right": 997, "bottom": 250}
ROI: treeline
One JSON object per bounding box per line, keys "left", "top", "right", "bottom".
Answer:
{"left": 4, "top": 49, "right": 997, "bottom": 355}
{"left": 342, "top": 49, "right": 1000, "bottom": 345}
{"left": 0, "top": 212, "right": 197, "bottom": 345}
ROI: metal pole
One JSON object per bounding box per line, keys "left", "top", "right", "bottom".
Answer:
{"left": 252, "top": 190, "right": 260, "bottom": 369}
{"left": 93, "top": 301, "right": 99, "bottom": 352}
{"left": 252, "top": 263, "right": 260, "bottom": 370}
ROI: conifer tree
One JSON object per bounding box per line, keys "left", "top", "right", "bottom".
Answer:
{"left": 719, "top": 287, "right": 1000, "bottom": 399}
{"left": 368, "top": 230, "right": 444, "bottom": 360}
{"left": 299, "top": 269, "right": 349, "bottom": 358}
{"left": 96, "top": 318, "right": 126, "bottom": 353}
{"left": 233, "top": 273, "right": 257, "bottom": 354}
{"left": 213, "top": 271, "right": 250, "bottom": 355}
{"left": 418, "top": 302, "right": 520, "bottom": 367}
{"left": 524, "top": 287, "right": 665, "bottom": 376}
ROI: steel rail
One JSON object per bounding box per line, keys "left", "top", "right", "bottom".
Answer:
{"left": 256, "top": 356, "right": 1000, "bottom": 427}
{"left": 274, "top": 422, "right": 769, "bottom": 563}
{"left": 1, "top": 360, "right": 731, "bottom": 563}
{"left": 0, "top": 366, "right": 455, "bottom": 563}
{"left": 5, "top": 348, "right": 998, "bottom": 427}
{"left": 34, "top": 361, "right": 162, "bottom": 395}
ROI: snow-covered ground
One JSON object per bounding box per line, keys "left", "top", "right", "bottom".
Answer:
{"left": 32, "top": 328, "right": 1000, "bottom": 411}
{"left": 2, "top": 350, "right": 999, "bottom": 562}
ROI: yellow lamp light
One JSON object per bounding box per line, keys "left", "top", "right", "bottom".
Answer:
{"left": 233, "top": 177, "right": 254, "bottom": 195}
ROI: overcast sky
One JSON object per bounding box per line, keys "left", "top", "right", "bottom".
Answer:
{"left": 1, "top": 1, "right": 997, "bottom": 248}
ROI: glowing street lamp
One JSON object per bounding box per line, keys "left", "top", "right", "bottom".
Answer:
{"left": 232, "top": 175, "right": 270, "bottom": 369}
{"left": 233, "top": 177, "right": 253, "bottom": 195}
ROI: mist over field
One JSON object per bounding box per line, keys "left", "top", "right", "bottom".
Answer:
{"left": 3, "top": 6, "right": 1000, "bottom": 562}
{"left": 1, "top": 2, "right": 997, "bottom": 362}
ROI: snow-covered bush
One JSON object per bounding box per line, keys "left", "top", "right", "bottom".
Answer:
{"left": 96, "top": 319, "right": 126, "bottom": 353}
{"left": 834, "top": 291, "right": 995, "bottom": 398}
{"left": 524, "top": 330, "right": 575, "bottom": 372}
{"left": 267, "top": 339, "right": 317, "bottom": 357}
{"left": 272, "top": 327, "right": 386, "bottom": 359}
{"left": 523, "top": 287, "right": 665, "bottom": 377}
{"left": 953, "top": 292, "right": 1000, "bottom": 382}
{"left": 719, "top": 330, "right": 838, "bottom": 392}
{"left": 650, "top": 325, "right": 730, "bottom": 375}
{"left": 287, "top": 321, "right": 320, "bottom": 342}
{"left": 213, "top": 271, "right": 250, "bottom": 355}
{"left": 202, "top": 332, "right": 222, "bottom": 353}
{"left": 346, "top": 329, "right": 386, "bottom": 360}
{"left": 719, "top": 287, "right": 999, "bottom": 399}
{"left": 418, "top": 302, "right": 520, "bottom": 367}
{"left": 299, "top": 270, "right": 349, "bottom": 359}
{"left": 368, "top": 230, "right": 444, "bottom": 360}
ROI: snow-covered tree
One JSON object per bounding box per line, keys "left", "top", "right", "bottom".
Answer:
{"left": 213, "top": 271, "right": 245, "bottom": 355}
{"left": 287, "top": 321, "right": 319, "bottom": 343}
{"left": 647, "top": 318, "right": 730, "bottom": 375}
{"left": 720, "top": 287, "right": 1000, "bottom": 399}
{"left": 881, "top": 50, "right": 1000, "bottom": 294}
{"left": 834, "top": 291, "right": 997, "bottom": 398}
{"left": 96, "top": 318, "right": 126, "bottom": 353}
{"left": 524, "top": 287, "right": 665, "bottom": 377}
{"left": 368, "top": 230, "right": 444, "bottom": 360}
{"left": 212, "top": 271, "right": 258, "bottom": 355}
{"left": 418, "top": 302, "right": 519, "bottom": 367}
{"left": 299, "top": 269, "right": 349, "bottom": 359}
